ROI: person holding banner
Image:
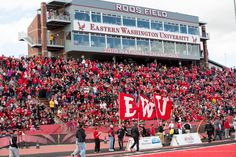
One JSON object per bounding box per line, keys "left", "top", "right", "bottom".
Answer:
{"left": 130, "top": 122, "right": 140, "bottom": 152}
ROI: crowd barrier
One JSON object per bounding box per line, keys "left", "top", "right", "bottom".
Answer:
{"left": 170, "top": 133, "right": 202, "bottom": 146}
{"left": 0, "top": 121, "right": 209, "bottom": 148}
{"left": 126, "top": 136, "right": 162, "bottom": 151}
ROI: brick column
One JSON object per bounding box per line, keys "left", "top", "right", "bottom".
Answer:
{"left": 201, "top": 25, "right": 208, "bottom": 66}
{"left": 41, "top": 2, "right": 48, "bottom": 56}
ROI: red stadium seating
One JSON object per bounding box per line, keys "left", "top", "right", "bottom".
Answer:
{"left": 0, "top": 55, "right": 235, "bottom": 132}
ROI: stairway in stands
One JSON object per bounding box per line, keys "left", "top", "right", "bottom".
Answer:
{"left": 38, "top": 98, "right": 68, "bottom": 132}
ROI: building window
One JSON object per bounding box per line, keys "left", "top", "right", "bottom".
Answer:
{"left": 123, "top": 16, "right": 136, "bottom": 27}
{"left": 188, "top": 44, "right": 200, "bottom": 56}
{"left": 151, "top": 20, "right": 163, "bottom": 31}
{"left": 107, "top": 35, "right": 121, "bottom": 49}
{"left": 122, "top": 37, "right": 136, "bottom": 50}
{"left": 180, "top": 24, "right": 187, "bottom": 34}
{"left": 164, "top": 22, "right": 179, "bottom": 33}
{"left": 103, "top": 14, "right": 121, "bottom": 25}
{"left": 176, "top": 42, "right": 187, "bottom": 55}
{"left": 150, "top": 40, "right": 163, "bottom": 53}
{"left": 74, "top": 10, "right": 90, "bottom": 21}
{"left": 163, "top": 41, "right": 175, "bottom": 54}
{"left": 188, "top": 26, "right": 199, "bottom": 35}
{"left": 91, "top": 33, "right": 105, "bottom": 47}
{"left": 137, "top": 38, "right": 149, "bottom": 51}
{"left": 137, "top": 18, "right": 150, "bottom": 29}
{"left": 91, "top": 12, "right": 101, "bottom": 23}
{"left": 73, "top": 32, "right": 89, "bottom": 46}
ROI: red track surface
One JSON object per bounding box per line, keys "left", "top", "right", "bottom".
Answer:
{"left": 135, "top": 144, "right": 236, "bottom": 157}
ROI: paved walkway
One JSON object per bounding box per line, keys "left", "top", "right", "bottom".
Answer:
{"left": 0, "top": 139, "right": 235, "bottom": 157}
{"left": 0, "top": 140, "right": 125, "bottom": 157}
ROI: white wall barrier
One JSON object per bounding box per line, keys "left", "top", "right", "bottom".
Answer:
{"left": 126, "top": 136, "right": 163, "bottom": 151}
{"left": 170, "top": 133, "right": 202, "bottom": 147}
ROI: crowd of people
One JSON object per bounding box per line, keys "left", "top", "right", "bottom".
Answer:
{"left": 0, "top": 55, "right": 236, "bottom": 132}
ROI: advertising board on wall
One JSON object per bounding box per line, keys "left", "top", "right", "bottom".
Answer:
{"left": 170, "top": 133, "right": 202, "bottom": 147}
{"left": 127, "top": 136, "right": 163, "bottom": 151}
{"left": 74, "top": 20, "right": 200, "bottom": 44}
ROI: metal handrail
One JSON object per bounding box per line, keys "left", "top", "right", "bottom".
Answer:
{"left": 47, "top": 13, "right": 70, "bottom": 21}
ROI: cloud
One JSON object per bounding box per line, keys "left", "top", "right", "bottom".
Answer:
{"left": 0, "top": 0, "right": 44, "bottom": 56}
{"left": 0, "top": 17, "right": 32, "bottom": 56}
{"left": 0, "top": 0, "right": 43, "bottom": 12}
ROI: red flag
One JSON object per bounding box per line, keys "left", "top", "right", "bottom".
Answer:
{"left": 139, "top": 94, "right": 156, "bottom": 120}
{"left": 154, "top": 94, "right": 172, "bottom": 120}
{"left": 119, "top": 93, "right": 138, "bottom": 120}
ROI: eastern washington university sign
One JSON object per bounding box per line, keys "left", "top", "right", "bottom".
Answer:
{"left": 74, "top": 21, "right": 200, "bottom": 44}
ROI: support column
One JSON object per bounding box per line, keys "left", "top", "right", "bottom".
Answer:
{"left": 41, "top": 2, "right": 48, "bottom": 56}
{"left": 201, "top": 25, "right": 208, "bottom": 66}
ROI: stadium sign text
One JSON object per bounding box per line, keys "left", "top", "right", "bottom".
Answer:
{"left": 74, "top": 21, "right": 200, "bottom": 44}
{"left": 116, "top": 4, "right": 168, "bottom": 18}
{"left": 104, "top": 48, "right": 180, "bottom": 58}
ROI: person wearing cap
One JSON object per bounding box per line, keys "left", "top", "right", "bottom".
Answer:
{"left": 108, "top": 124, "right": 115, "bottom": 152}
{"left": 130, "top": 122, "right": 140, "bottom": 152}
{"left": 9, "top": 130, "right": 19, "bottom": 157}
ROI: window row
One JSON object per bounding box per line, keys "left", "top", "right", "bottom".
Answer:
{"left": 73, "top": 32, "right": 200, "bottom": 56}
{"left": 74, "top": 10, "right": 199, "bottom": 35}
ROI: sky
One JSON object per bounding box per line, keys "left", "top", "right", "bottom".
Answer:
{"left": 0, "top": 0, "right": 235, "bottom": 67}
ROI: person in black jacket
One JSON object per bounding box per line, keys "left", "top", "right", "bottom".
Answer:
{"left": 72, "top": 124, "right": 86, "bottom": 157}
{"left": 9, "top": 130, "right": 19, "bottom": 157}
{"left": 117, "top": 125, "right": 125, "bottom": 150}
{"left": 205, "top": 120, "right": 214, "bottom": 143}
{"left": 130, "top": 122, "right": 140, "bottom": 152}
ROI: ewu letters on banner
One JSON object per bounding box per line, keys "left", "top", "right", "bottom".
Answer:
{"left": 119, "top": 93, "right": 172, "bottom": 120}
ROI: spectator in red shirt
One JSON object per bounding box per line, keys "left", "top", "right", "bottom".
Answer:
{"left": 150, "top": 124, "right": 156, "bottom": 136}
{"left": 93, "top": 126, "right": 101, "bottom": 153}
{"left": 224, "top": 118, "right": 231, "bottom": 139}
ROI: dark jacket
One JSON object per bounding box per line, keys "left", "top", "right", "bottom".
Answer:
{"left": 9, "top": 135, "right": 18, "bottom": 148}
{"left": 131, "top": 125, "right": 139, "bottom": 138}
{"left": 117, "top": 128, "right": 125, "bottom": 139}
{"left": 205, "top": 123, "right": 214, "bottom": 133}
{"left": 183, "top": 123, "right": 191, "bottom": 130}
{"left": 76, "top": 128, "right": 86, "bottom": 142}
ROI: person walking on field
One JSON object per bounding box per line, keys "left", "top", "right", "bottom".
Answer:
{"left": 130, "top": 122, "right": 140, "bottom": 152}
{"left": 72, "top": 124, "right": 86, "bottom": 157}
{"left": 93, "top": 126, "right": 101, "bottom": 153}
{"left": 117, "top": 125, "right": 125, "bottom": 150}
{"left": 9, "top": 130, "right": 19, "bottom": 157}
